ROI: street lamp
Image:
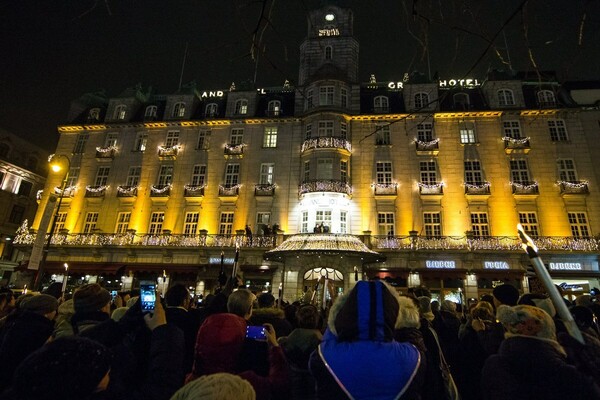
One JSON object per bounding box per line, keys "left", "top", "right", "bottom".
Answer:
{"left": 33, "top": 154, "right": 71, "bottom": 291}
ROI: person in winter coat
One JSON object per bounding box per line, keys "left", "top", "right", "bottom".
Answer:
{"left": 250, "top": 293, "right": 293, "bottom": 338}
{"left": 170, "top": 373, "right": 256, "bottom": 400}
{"left": 54, "top": 283, "right": 112, "bottom": 338}
{"left": 481, "top": 304, "right": 600, "bottom": 400}
{"left": 309, "top": 280, "right": 421, "bottom": 400}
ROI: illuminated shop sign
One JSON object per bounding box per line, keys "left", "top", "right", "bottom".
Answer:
{"left": 387, "top": 78, "right": 481, "bottom": 90}
{"left": 209, "top": 257, "right": 235, "bottom": 264}
{"left": 484, "top": 261, "right": 510, "bottom": 270}
{"left": 426, "top": 260, "right": 456, "bottom": 269}
{"left": 318, "top": 28, "right": 340, "bottom": 36}
{"left": 559, "top": 282, "right": 584, "bottom": 291}
{"left": 549, "top": 262, "right": 582, "bottom": 271}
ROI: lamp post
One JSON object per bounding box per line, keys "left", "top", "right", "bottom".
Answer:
{"left": 33, "top": 154, "right": 71, "bottom": 291}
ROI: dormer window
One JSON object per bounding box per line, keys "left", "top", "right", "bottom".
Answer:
{"left": 267, "top": 100, "right": 281, "bottom": 116}
{"left": 497, "top": 89, "right": 515, "bottom": 106}
{"left": 235, "top": 99, "right": 248, "bottom": 115}
{"left": 537, "top": 90, "right": 556, "bottom": 107}
{"left": 374, "top": 96, "right": 389, "bottom": 113}
{"left": 145, "top": 105, "right": 157, "bottom": 119}
{"left": 325, "top": 46, "right": 333, "bottom": 60}
{"left": 414, "top": 92, "right": 429, "bottom": 109}
{"left": 453, "top": 93, "right": 470, "bottom": 110}
{"left": 88, "top": 108, "right": 100, "bottom": 122}
{"left": 205, "top": 103, "right": 218, "bottom": 117}
{"left": 172, "top": 102, "right": 186, "bottom": 118}
{"left": 114, "top": 104, "right": 127, "bottom": 120}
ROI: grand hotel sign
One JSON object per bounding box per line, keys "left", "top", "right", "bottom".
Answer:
{"left": 387, "top": 78, "right": 481, "bottom": 90}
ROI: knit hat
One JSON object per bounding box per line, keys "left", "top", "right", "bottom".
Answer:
{"left": 172, "top": 373, "right": 256, "bottom": 400}
{"left": 492, "top": 284, "right": 520, "bottom": 306}
{"left": 417, "top": 296, "right": 435, "bottom": 322}
{"left": 12, "top": 336, "right": 112, "bottom": 400}
{"left": 73, "top": 284, "right": 111, "bottom": 314}
{"left": 396, "top": 296, "right": 421, "bottom": 329}
{"left": 20, "top": 294, "right": 58, "bottom": 315}
{"left": 497, "top": 304, "right": 557, "bottom": 341}
{"left": 518, "top": 293, "right": 556, "bottom": 318}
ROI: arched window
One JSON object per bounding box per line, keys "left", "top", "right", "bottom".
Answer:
{"left": 114, "top": 104, "right": 127, "bottom": 120}
{"left": 145, "top": 105, "right": 158, "bottom": 119}
{"left": 205, "top": 103, "right": 218, "bottom": 117}
{"left": 497, "top": 89, "right": 515, "bottom": 106}
{"left": 172, "top": 102, "right": 186, "bottom": 118}
{"left": 88, "top": 108, "right": 100, "bottom": 122}
{"left": 0, "top": 142, "right": 10, "bottom": 158}
{"left": 267, "top": 100, "right": 281, "bottom": 116}
{"left": 537, "top": 90, "right": 556, "bottom": 107}
{"left": 453, "top": 93, "right": 470, "bottom": 110}
{"left": 235, "top": 99, "right": 248, "bottom": 115}
{"left": 325, "top": 46, "right": 333, "bottom": 60}
{"left": 374, "top": 96, "right": 389, "bottom": 112}
{"left": 414, "top": 92, "right": 429, "bottom": 109}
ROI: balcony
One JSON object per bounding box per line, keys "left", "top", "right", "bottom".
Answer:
{"left": 85, "top": 185, "right": 108, "bottom": 198}
{"left": 415, "top": 138, "right": 440, "bottom": 156}
{"left": 301, "top": 137, "right": 351, "bottom": 153}
{"left": 372, "top": 183, "right": 398, "bottom": 196}
{"left": 503, "top": 137, "right": 531, "bottom": 154}
{"left": 54, "top": 185, "right": 76, "bottom": 198}
{"left": 255, "top": 184, "right": 276, "bottom": 196}
{"left": 184, "top": 184, "right": 206, "bottom": 197}
{"left": 158, "top": 145, "right": 180, "bottom": 160}
{"left": 557, "top": 180, "right": 589, "bottom": 196}
{"left": 299, "top": 180, "right": 352, "bottom": 196}
{"left": 219, "top": 184, "right": 240, "bottom": 197}
{"left": 418, "top": 182, "right": 444, "bottom": 195}
{"left": 95, "top": 146, "right": 117, "bottom": 159}
{"left": 464, "top": 182, "right": 491, "bottom": 196}
{"left": 511, "top": 181, "right": 539, "bottom": 195}
{"left": 224, "top": 144, "right": 245, "bottom": 158}
{"left": 150, "top": 184, "right": 171, "bottom": 197}
{"left": 116, "top": 185, "right": 138, "bottom": 197}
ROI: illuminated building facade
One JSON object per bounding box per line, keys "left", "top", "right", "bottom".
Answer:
{"left": 16, "top": 4, "right": 600, "bottom": 301}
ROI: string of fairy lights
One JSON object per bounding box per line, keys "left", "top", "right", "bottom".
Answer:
{"left": 301, "top": 137, "right": 352, "bottom": 152}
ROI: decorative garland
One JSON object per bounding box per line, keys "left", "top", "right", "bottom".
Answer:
{"left": 555, "top": 180, "right": 589, "bottom": 189}
{"left": 502, "top": 136, "right": 530, "bottom": 145}
{"left": 86, "top": 185, "right": 109, "bottom": 193}
{"left": 414, "top": 138, "right": 440, "bottom": 147}
{"left": 95, "top": 145, "right": 118, "bottom": 153}
{"left": 151, "top": 184, "right": 172, "bottom": 194}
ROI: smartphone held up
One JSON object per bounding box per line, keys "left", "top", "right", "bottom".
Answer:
{"left": 245, "top": 325, "right": 267, "bottom": 341}
{"left": 140, "top": 281, "right": 156, "bottom": 313}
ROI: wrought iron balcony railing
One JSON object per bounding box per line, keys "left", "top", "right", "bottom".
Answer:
{"left": 464, "top": 182, "right": 491, "bottom": 195}
{"left": 150, "top": 184, "right": 171, "bottom": 197}
{"left": 372, "top": 183, "right": 398, "bottom": 195}
{"left": 95, "top": 146, "right": 117, "bottom": 159}
{"left": 158, "top": 145, "right": 179, "bottom": 158}
{"left": 301, "top": 137, "right": 351, "bottom": 153}
{"left": 219, "top": 184, "right": 240, "bottom": 196}
{"left": 557, "top": 181, "right": 589, "bottom": 195}
{"left": 117, "top": 185, "right": 138, "bottom": 197}
{"left": 299, "top": 180, "right": 352, "bottom": 196}
{"left": 184, "top": 184, "right": 206, "bottom": 197}
{"left": 503, "top": 137, "right": 531, "bottom": 154}
{"left": 511, "top": 181, "right": 539, "bottom": 195}
{"left": 255, "top": 184, "right": 276, "bottom": 196}
{"left": 85, "top": 185, "right": 109, "bottom": 197}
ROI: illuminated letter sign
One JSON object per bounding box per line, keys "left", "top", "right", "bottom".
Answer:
{"left": 387, "top": 82, "right": 404, "bottom": 90}
{"left": 426, "top": 260, "right": 456, "bottom": 269}
{"left": 438, "top": 79, "right": 480, "bottom": 88}
{"left": 201, "top": 91, "right": 224, "bottom": 98}
{"left": 549, "top": 262, "right": 582, "bottom": 271}
{"left": 210, "top": 257, "right": 235, "bottom": 264}
{"left": 484, "top": 261, "right": 510, "bottom": 270}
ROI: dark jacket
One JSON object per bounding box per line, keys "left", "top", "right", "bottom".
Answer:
{"left": 476, "top": 320, "right": 505, "bottom": 355}
{"left": 418, "top": 318, "right": 452, "bottom": 400}
{"left": 456, "top": 316, "right": 491, "bottom": 400}
{"left": 279, "top": 328, "right": 323, "bottom": 400}
{"left": 250, "top": 308, "right": 293, "bottom": 338}
{"left": 165, "top": 306, "right": 201, "bottom": 373}
{"left": 482, "top": 336, "right": 600, "bottom": 400}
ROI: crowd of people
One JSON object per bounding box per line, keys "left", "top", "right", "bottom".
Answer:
{"left": 0, "top": 280, "right": 599, "bottom": 400}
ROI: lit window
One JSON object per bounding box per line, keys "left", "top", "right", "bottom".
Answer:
{"left": 316, "top": 211, "right": 332, "bottom": 231}
{"left": 423, "top": 212, "right": 441, "bottom": 237}
{"left": 497, "top": 89, "right": 515, "bottom": 106}
{"left": 114, "top": 104, "right": 127, "bottom": 120}
{"left": 414, "top": 92, "right": 429, "bottom": 109}
{"left": 263, "top": 127, "right": 278, "bottom": 148}
{"left": 184, "top": 212, "right": 199, "bottom": 235}
{"left": 66, "top": 168, "right": 79, "bottom": 188}
{"left": 260, "top": 163, "right": 275, "bottom": 184}
{"left": 378, "top": 213, "right": 395, "bottom": 236}
{"left": 568, "top": 212, "right": 590, "bottom": 238}
{"left": 319, "top": 86, "right": 334, "bottom": 106}
{"left": 54, "top": 212, "right": 67, "bottom": 232}
{"left": 376, "top": 162, "right": 393, "bottom": 184}
{"left": 104, "top": 132, "right": 118, "bottom": 148}
{"left": 235, "top": 99, "right": 248, "bottom": 115}
{"left": 172, "top": 102, "right": 186, "bottom": 118}
{"left": 459, "top": 122, "right": 477, "bottom": 144}
{"left": 470, "top": 212, "right": 490, "bottom": 237}
{"left": 305, "top": 124, "right": 313, "bottom": 140}
{"left": 83, "top": 212, "right": 99, "bottom": 234}
{"left": 519, "top": 212, "right": 539, "bottom": 237}
{"left": 115, "top": 212, "right": 131, "bottom": 234}
{"left": 340, "top": 211, "right": 348, "bottom": 234}
{"left": 375, "top": 124, "right": 390, "bottom": 145}
{"left": 219, "top": 212, "right": 234, "bottom": 235}
{"left": 157, "top": 165, "right": 173, "bottom": 186}
{"left": 301, "top": 211, "right": 308, "bottom": 233}
{"left": 548, "top": 119, "right": 568, "bottom": 141}
{"left": 340, "top": 122, "right": 347, "bottom": 139}
{"left": 267, "top": 100, "right": 281, "bottom": 116}
{"left": 134, "top": 132, "right": 147, "bottom": 152}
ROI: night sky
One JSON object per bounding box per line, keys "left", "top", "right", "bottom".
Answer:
{"left": 1, "top": 0, "right": 598, "bottom": 152}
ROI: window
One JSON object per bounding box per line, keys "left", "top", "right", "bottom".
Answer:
{"left": 316, "top": 211, "right": 332, "bottom": 229}
{"left": 340, "top": 122, "right": 347, "bottom": 139}
{"left": 104, "top": 132, "right": 118, "bottom": 148}
{"left": 148, "top": 212, "right": 164, "bottom": 235}
{"left": 568, "top": 212, "right": 590, "bottom": 238}
{"left": 197, "top": 130, "right": 210, "bottom": 150}
{"left": 114, "top": 104, "right": 127, "bottom": 120}
{"left": 519, "top": 212, "right": 539, "bottom": 237}
{"left": 73, "top": 133, "right": 89, "bottom": 154}
{"left": 375, "top": 124, "right": 390, "bottom": 145}
{"left": 8, "top": 205, "right": 25, "bottom": 224}
{"left": 376, "top": 162, "right": 392, "bottom": 184}
{"left": 191, "top": 165, "right": 207, "bottom": 186}
{"left": 134, "top": 132, "right": 147, "bottom": 152}
{"left": 325, "top": 45, "right": 332, "bottom": 60}
{"left": 558, "top": 159, "right": 577, "bottom": 181}
{"left": 301, "top": 211, "right": 308, "bottom": 233}
{"left": 219, "top": 212, "right": 234, "bottom": 235}
{"left": 340, "top": 160, "right": 348, "bottom": 183}
{"left": 453, "top": 93, "right": 470, "bottom": 109}
{"left": 165, "top": 131, "right": 180, "bottom": 147}
{"left": 257, "top": 212, "right": 271, "bottom": 234}
{"left": 144, "top": 106, "right": 157, "bottom": 119}
{"left": 319, "top": 86, "right": 334, "bottom": 106}
{"left": 548, "top": 120, "right": 568, "bottom": 141}
{"left": 260, "top": 163, "right": 275, "bottom": 184}
{"left": 115, "top": 212, "right": 131, "bottom": 234}
{"left": 95, "top": 166, "right": 110, "bottom": 186}
{"left": 267, "top": 100, "right": 281, "bottom": 116}
{"left": 205, "top": 103, "right": 218, "bottom": 117}
{"left": 420, "top": 161, "right": 438, "bottom": 184}
{"left": 503, "top": 121, "right": 522, "bottom": 138}
{"left": 184, "top": 212, "right": 199, "bottom": 235}
{"left": 374, "top": 96, "right": 389, "bottom": 112}
{"left": 470, "top": 212, "right": 490, "bottom": 237}
{"left": 172, "top": 102, "right": 185, "bottom": 118}
{"left": 497, "top": 89, "right": 515, "bottom": 106}
{"left": 88, "top": 108, "right": 100, "bottom": 121}
{"left": 340, "top": 88, "right": 348, "bottom": 108}
{"left": 317, "top": 159, "right": 333, "bottom": 179}
{"left": 318, "top": 121, "right": 334, "bottom": 137}
{"left": 464, "top": 161, "right": 484, "bottom": 185}
{"left": 303, "top": 161, "right": 310, "bottom": 182}
{"left": 417, "top": 123, "right": 434, "bottom": 142}
{"left": 83, "top": 212, "right": 99, "bottom": 234}
{"left": 234, "top": 99, "right": 248, "bottom": 115}
{"left": 414, "top": 92, "right": 429, "bottom": 109}
{"left": 126, "top": 167, "right": 141, "bottom": 186}
{"left": 224, "top": 164, "right": 240, "bottom": 187}
{"left": 305, "top": 124, "right": 313, "bottom": 140}
{"left": 54, "top": 212, "right": 67, "bottom": 232}
{"left": 306, "top": 89, "right": 314, "bottom": 110}
{"left": 17, "top": 181, "right": 33, "bottom": 197}
{"left": 66, "top": 168, "right": 79, "bottom": 188}
{"left": 459, "top": 122, "right": 477, "bottom": 144}
{"left": 263, "top": 127, "right": 278, "bottom": 148}
{"left": 378, "top": 213, "right": 395, "bottom": 236}
{"left": 423, "top": 212, "right": 441, "bottom": 237}
{"left": 340, "top": 211, "right": 348, "bottom": 234}
{"left": 157, "top": 165, "right": 173, "bottom": 186}
{"left": 510, "top": 160, "right": 530, "bottom": 184}
{"left": 230, "top": 128, "right": 244, "bottom": 145}
{"left": 537, "top": 90, "right": 556, "bottom": 107}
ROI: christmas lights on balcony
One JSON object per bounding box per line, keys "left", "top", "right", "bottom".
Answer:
{"left": 95, "top": 145, "right": 118, "bottom": 153}
{"left": 184, "top": 184, "right": 207, "bottom": 191}
{"left": 371, "top": 182, "right": 398, "bottom": 189}
{"left": 464, "top": 182, "right": 491, "bottom": 190}
{"left": 510, "top": 181, "right": 538, "bottom": 190}
{"left": 255, "top": 183, "right": 277, "bottom": 191}
{"left": 418, "top": 182, "right": 444, "bottom": 190}
{"left": 224, "top": 143, "right": 245, "bottom": 152}
{"left": 151, "top": 183, "right": 172, "bottom": 194}
{"left": 414, "top": 138, "right": 440, "bottom": 147}
{"left": 85, "top": 185, "right": 109, "bottom": 193}
{"left": 117, "top": 185, "right": 139, "bottom": 195}
{"left": 502, "top": 136, "right": 530, "bottom": 144}
{"left": 555, "top": 180, "right": 589, "bottom": 188}
{"left": 54, "top": 185, "right": 77, "bottom": 196}
{"left": 301, "top": 137, "right": 352, "bottom": 152}
{"left": 36, "top": 190, "right": 43, "bottom": 200}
